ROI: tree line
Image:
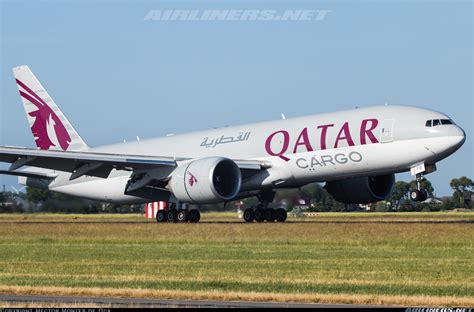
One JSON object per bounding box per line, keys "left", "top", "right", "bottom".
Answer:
{"left": 0, "top": 189, "right": 142, "bottom": 214}
{"left": 0, "top": 176, "right": 472, "bottom": 213}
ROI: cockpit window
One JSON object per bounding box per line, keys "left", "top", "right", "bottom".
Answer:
{"left": 426, "top": 119, "right": 454, "bottom": 127}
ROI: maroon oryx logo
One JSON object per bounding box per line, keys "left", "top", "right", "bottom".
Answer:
{"left": 187, "top": 172, "right": 197, "bottom": 187}
{"left": 16, "top": 79, "right": 71, "bottom": 151}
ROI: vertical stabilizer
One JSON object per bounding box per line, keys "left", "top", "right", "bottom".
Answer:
{"left": 13, "top": 65, "right": 89, "bottom": 151}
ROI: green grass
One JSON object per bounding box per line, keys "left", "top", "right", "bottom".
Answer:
{"left": 0, "top": 213, "right": 472, "bottom": 305}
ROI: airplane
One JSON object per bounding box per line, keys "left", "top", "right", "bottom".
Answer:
{"left": 0, "top": 66, "right": 466, "bottom": 223}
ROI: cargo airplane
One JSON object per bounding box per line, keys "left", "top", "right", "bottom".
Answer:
{"left": 0, "top": 66, "right": 466, "bottom": 222}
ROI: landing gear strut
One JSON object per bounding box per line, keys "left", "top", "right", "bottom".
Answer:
{"left": 409, "top": 173, "right": 428, "bottom": 202}
{"left": 243, "top": 191, "right": 288, "bottom": 223}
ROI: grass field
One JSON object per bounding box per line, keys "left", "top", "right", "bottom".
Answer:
{"left": 0, "top": 212, "right": 473, "bottom": 307}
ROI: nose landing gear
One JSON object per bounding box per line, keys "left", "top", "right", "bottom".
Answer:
{"left": 409, "top": 173, "right": 428, "bottom": 202}
{"left": 409, "top": 163, "right": 437, "bottom": 202}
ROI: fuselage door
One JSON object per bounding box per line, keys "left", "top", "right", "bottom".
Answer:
{"left": 380, "top": 119, "right": 395, "bottom": 143}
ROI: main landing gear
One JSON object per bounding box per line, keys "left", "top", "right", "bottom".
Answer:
{"left": 156, "top": 203, "right": 201, "bottom": 223}
{"left": 243, "top": 206, "right": 287, "bottom": 223}
{"left": 409, "top": 173, "right": 428, "bottom": 202}
{"left": 242, "top": 190, "right": 288, "bottom": 223}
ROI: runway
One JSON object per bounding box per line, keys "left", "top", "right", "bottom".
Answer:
{"left": 0, "top": 294, "right": 395, "bottom": 308}
{"left": 0, "top": 220, "right": 471, "bottom": 224}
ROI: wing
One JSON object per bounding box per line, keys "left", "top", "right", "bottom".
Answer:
{"left": 0, "top": 146, "right": 182, "bottom": 180}
{"left": 0, "top": 146, "right": 268, "bottom": 180}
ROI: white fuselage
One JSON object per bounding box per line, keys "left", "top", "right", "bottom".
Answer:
{"left": 44, "top": 105, "right": 465, "bottom": 203}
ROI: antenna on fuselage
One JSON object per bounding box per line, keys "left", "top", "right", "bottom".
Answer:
{"left": 281, "top": 113, "right": 286, "bottom": 120}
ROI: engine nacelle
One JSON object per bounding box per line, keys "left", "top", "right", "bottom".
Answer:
{"left": 325, "top": 174, "right": 395, "bottom": 204}
{"left": 169, "top": 157, "right": 242, "bottom": 204}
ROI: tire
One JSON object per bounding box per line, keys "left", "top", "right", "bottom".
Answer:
{"left": 275, "top": 208, "right": 287, "bottom": 223}
{"left": 188, "top": 210, "right": 201, "bottom": 223}
{"left": 410, "top": 190, "right": 420, "bottom": 202}
{"left": 419, "top": 189, "right": 428, "bottom": 202}
{"left": 167, "top": 209, "right": 178, "bottom": 223}
{"left": 264, "top": 209, "right": 276, "bottom": 222}
{"left": 156, "top": 211, "right": 166, "bottom": 223}
{"left": 254, "top": 209, "right": 265, "bottom": 223}
{"left": 177, "top": 210, "right": 188, "bottom": 223}
{"left": 243, "top": 208, "right": 255, "bottom": 223}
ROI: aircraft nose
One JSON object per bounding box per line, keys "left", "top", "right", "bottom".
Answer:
{"left": 444, "top": 124, "right": 466, "bottom": 152}
{"left": 453, "top": 125, "right": 466, "bottom": 149}
{"left": 427, "top": 123, "right": 466, "bottom": 158}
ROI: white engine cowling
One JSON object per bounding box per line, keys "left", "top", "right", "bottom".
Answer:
{"left": 169, "top": 157, "right": 242, "bottom": 204}
{"left": 325, "top": 174, "right": 395, "bottom": 204}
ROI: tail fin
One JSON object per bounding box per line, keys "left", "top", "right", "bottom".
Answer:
{"left": 13, "top": 65, "right": 89, "bottom": 151}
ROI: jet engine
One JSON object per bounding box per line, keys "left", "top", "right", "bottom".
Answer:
{"left": 325, "top": 174, "right": 395, "bottom": 204}
{"left": 169, "top": 157, "right": 242, "bottom": 204}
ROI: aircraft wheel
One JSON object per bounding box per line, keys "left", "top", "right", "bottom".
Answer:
{"left": 177, "top": 210, "right": 188, "bottom": 223}
{"left": 409, "top": 190, "right": 420, "bottom": 202}
{"left": 243, "top": 208, "right": 255, "bottom": 223}
{"left": 419, "top": 189, "right": 428, "bottom": 202}
{"left": 264, "top": 209, "right": 276, "bottom": 222}
{"left": 156, "top": 211, "right": 167, "bottom": 223}
{"left": 167, "top": 209, "right": 178, "bottom": 223}
{"left": 275, "top": 208, "right": 287, "bottom": 223}
{"left": 254, "top": 208, "right": 265, "bottom": 223}
{"left": 188, "top": 210, "right": 201, "bottom": 223}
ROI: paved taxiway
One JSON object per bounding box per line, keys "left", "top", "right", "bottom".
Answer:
{"left": 0, "top": 294, "right": 399, "bottom": 308}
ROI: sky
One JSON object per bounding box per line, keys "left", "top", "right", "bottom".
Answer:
{"left": 0, "top": 0, "right": 472, "bottom": 196}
